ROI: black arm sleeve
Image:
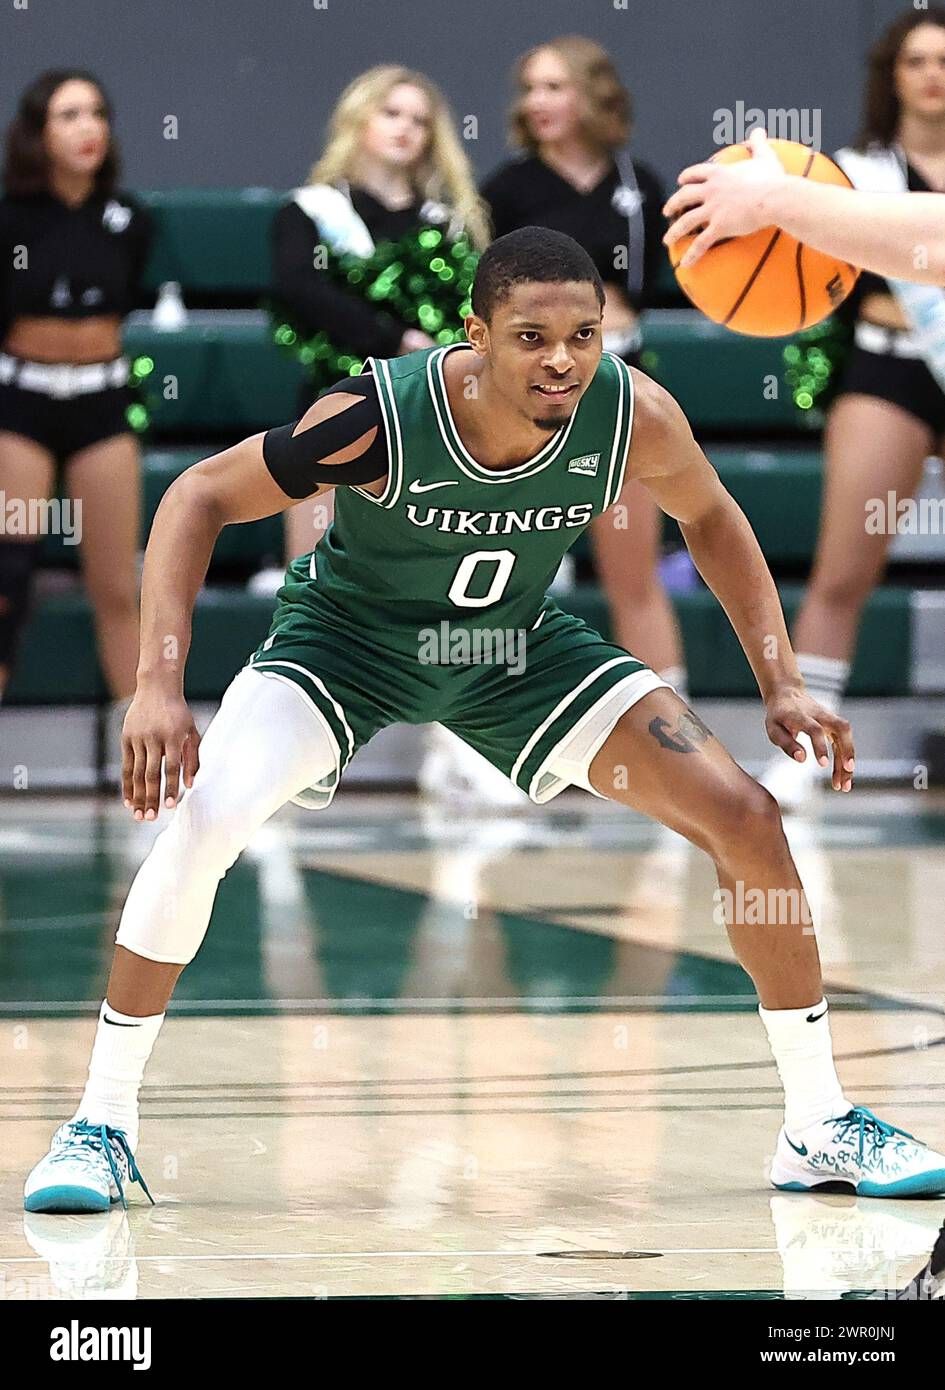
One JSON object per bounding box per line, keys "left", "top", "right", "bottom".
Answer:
{"left": 261, "top": 373, "right": 388, "bottom": 500}
{"left": 270, "top": 201, "right": 405, "bottom": 358}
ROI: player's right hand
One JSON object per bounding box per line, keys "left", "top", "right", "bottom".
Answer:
{"left": 763, "top": 686, "right": 855, "bottom": 792}
{"left": 121, "top": 688, "right": 201, "bottom": 820}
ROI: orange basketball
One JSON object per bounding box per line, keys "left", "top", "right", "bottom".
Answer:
{"left": 669, "top": 139, "right": 860, "bottom": 336}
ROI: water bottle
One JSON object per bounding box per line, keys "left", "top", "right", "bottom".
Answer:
{"left": 152, "top": 281, "right": 187, "bottom": 331}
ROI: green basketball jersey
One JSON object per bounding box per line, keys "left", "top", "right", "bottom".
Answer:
{"left": 279, "top": 343, "right": 634, "bottom": 637}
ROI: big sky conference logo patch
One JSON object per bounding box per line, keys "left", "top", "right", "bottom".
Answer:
{"left": 567, "top": 453, "right": 600, "bottom": 477}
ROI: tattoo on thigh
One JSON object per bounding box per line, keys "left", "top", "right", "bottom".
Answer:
{"left": 648, "top": 708, "right": 714, "bottom": 754}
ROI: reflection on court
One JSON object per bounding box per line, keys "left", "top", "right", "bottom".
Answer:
{"left": 1, "top": 791, "right": 943, "bottom": 1298}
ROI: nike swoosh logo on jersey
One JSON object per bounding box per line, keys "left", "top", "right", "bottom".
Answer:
{"left": 408, "top": 478, "right": 460, "bottom": 494}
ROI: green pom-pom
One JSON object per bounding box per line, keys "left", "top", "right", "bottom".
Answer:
{"left": 781, "top": 315, "right": 854, "bottom": 417}
{"left": 269, "top": 223, "right": 480, "bottom": 388}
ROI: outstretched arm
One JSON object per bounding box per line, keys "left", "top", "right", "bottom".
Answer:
{"left": 623, "top": 370, "right": 855, "bottom": 790}
{"left": 663, "top": 128, "right": 945, "bottom": 285}
{"left": 125, "top": 384, "right": 385, "bottom": 820}
{"left": 135, "top": 384, "right": 383, "bottom": 692}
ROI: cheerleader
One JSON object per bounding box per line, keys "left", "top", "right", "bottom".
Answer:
{"left": 0, "top": 70, "right": 152, "bottom": 755}
{"left": 261, "top": 67, "right": 522, "bottom": 803}
{"left": 776, "top": 13, "right": 945, "bottom": 806}
{"left": 261, "top": 65, "right": 489, "bottom": 576}
{"left": 481, "top": 35, "right": 688, "bottom": 704}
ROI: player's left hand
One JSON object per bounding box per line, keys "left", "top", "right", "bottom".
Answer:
{"left": 764, "top": 686, "right": 855, "bottom": 791}
{"left": 663, "top": 129, "right": 787, "bottom": 267}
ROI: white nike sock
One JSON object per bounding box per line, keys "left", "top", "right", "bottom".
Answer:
{"left": 796, "top": 654, "right": 849, "bottom": 713}
{"left": 72, "top": 1001, "right": 165, "bottom": 1153}
{"left": 759, "top": 999, "right": 850, "bottom": 1135}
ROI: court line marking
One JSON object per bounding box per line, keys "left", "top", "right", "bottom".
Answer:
{"left": 0, "top": 914, "right": 117, "bottom": 932}
{"left": 7, "top": 1101, "right": 945, "bottom": 1121}
{"left": 5, "top": 1081, "right": 943, "bottom": 1101}
{"left": 1, "top": 994, "right": 938, "bottom": 1012}
{"left": 0, "top": 1247, "right": 784, "bottom": 1266}
{"left": 1, "top": 1035, "right": 940, "bottom": 1087}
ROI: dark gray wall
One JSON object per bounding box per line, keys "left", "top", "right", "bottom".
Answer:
{"left": 0, "top": 0, "right": 926, "bottom": 192}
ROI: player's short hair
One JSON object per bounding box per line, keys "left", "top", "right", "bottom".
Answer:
{"left": 471, "top": 226, "right": 605, "bottom": 321}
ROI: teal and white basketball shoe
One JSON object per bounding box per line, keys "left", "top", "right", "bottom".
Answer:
{"left": 770, "top": 1106, "right": 945, "bottom": 1197}
{"left": 24, "top": 1120, "right": 154, "bottom": 1213}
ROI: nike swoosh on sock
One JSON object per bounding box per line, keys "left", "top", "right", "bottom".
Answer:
{"left": 103, "top": 1014, "right": 142, "bottom": 1027}
{"left": 806, "top": 1006, "right": 828, "bottom": 1023}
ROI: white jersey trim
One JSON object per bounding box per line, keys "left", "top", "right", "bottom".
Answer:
{"left": 250, "top": 659, "right": 355, "bottom": 768}
{"left": 601, "top": 353, "right": 635, "bottom": 510}
{"left": 509, "top": 655, "right": 641, "bottom": 789}
{"left": 427, "top": 344, "right": 581, "bottom": 484}
{"left": 351, "top": 358, "right": 404, "bottom": 508}
{"left": 527, "top": 666, "right": 671, "bottom": 803}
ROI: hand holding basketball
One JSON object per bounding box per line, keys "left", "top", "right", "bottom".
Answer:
{"left": 664, "top": 129, "right": 787, "bottom": 263}
{"left": 663, "top": 133, "right": 860, "bottom": 336}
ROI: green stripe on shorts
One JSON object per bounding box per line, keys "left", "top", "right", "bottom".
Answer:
{"left": 511, "top": 656, "right": 646, "bottom": 795}
{"left": 248, "top": 657, "right": 355, "bottom": 769}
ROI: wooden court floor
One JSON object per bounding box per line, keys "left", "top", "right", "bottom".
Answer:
{"left": 1, "top": 790, "right": 944, "bottom": 1299}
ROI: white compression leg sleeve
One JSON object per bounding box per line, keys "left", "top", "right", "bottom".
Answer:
{"left": 115, "top": 666, "right": 339, "bottom": 964}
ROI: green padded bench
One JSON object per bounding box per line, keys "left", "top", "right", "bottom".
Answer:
{"left": 139, "top": 451, "right": 283, "bottom": 565}
{"left": 705, "top": 447, "right": 822, "bottom": 563}
{"left": 139, "top": 189, "right": 282, "bottom": 294}
{"left": 640, "top": 311, "right": 804, "bottom": 431}
{"left": 38, "top": 448, "right": 283, "bottom": 569}
{"left": 5, "top": 589, "right": 277, "bottom": 704}
{"left": 38, "top": 444, "right": 824, "bottom": 571}
{"left": 3, "top": 583, "right": 911, "bottom": 705}
{"left": 567, "top": 585, "right": 911, "bottom": 698}
{"left": 115, "top": 310, "right": 816, "bottom": 436}
{"left": 138, "top": 189, "right": 688, "bottom": 303}
{"left": 133, "top": 190, "right": 798, "bottom": 431}
{"left": 123, "top": 321, "right": 306, "bottom": 432}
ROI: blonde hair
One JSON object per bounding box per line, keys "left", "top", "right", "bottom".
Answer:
{"left": 308, "top": 65, "right": 490, "bottom": 250}
{"left": 509, "top": 36, "right": 631, "bottom": 155}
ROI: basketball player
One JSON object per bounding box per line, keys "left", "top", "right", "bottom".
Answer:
{"left": 23, "top": 227, "right": 945, "bottom": 1212}
{"left": 664, "top": 127, "right": 945, "bottom": 283}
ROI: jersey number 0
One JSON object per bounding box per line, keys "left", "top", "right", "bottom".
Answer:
{"left": 447, "top": 549, "right": 517, "bottom": 609}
